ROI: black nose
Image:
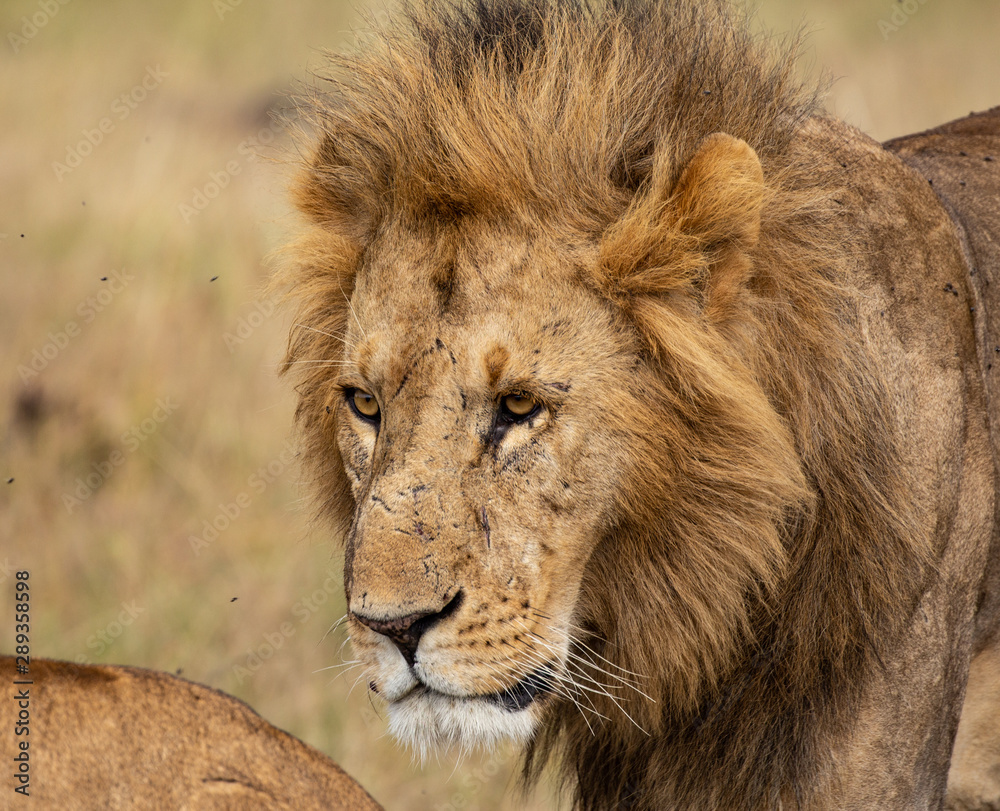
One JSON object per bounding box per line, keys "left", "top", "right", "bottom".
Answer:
{"left": 352, "top": 590, "right": 463, "bottom": 667}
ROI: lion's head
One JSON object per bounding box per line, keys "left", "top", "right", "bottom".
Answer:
{"left": 279, "top": 0, "right": 927, "bottom": 806}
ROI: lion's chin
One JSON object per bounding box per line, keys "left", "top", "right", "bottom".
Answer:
{"left": 386, "top": 686, "right": 542, "bottom": 757}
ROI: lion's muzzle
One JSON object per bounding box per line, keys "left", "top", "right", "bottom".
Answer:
{"left": 350, "top": 590, "right": 464, "bottom": 667}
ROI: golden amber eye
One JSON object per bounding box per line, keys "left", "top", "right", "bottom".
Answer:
{"left": 351, "top": 389, "right": 380, "bottom": 419}
{"left": 502, "top": 393, "right": 537, "bottom": 418}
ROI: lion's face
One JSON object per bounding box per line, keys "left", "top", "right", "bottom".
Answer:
{"left": 335, "top": 219, "right": 633, "bottom": 750}
{"left": 311, "top": 132, "right": 810, "bottom": 755}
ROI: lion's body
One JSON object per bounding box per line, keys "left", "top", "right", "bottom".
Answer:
{"left": 880, "top": 108, "right": 1000, "bottom": 811}
{"left": 278, "top": 1, "right": 1000, "bottom": 808}
{"left": 0, "top": 656, "right": 382, "bottom": 810}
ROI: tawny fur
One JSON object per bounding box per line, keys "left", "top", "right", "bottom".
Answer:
{"left": 273, "top": 1, "right": 1000, "bottom": 809}
{"left": 0, "top": 656, "right": 382, "bottom": 810}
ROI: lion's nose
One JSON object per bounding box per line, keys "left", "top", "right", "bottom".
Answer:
{"left": 351, "top": 590, "right": 464, "bottom": 667}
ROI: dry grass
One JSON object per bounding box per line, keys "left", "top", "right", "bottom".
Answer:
{"left": 0, "top": 1, "right": 996, "bottom": 808}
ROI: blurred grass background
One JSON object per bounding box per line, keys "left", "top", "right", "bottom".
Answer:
{"left": 1, "top": 1, "right": 997, "bottom": 808}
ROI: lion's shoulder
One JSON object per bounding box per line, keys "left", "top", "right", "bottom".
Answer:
{"left": 885, "top": 106, "right": 1000, "bottom": 454}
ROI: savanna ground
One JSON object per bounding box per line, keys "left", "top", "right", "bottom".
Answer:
{"left": 2, "top": 1, "right": 999, "bottom": 808}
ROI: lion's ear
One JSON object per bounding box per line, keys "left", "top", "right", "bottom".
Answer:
{"left": 671, "top": 133, "right": 764, "bottom": 254}
{"left": 294, "top": 134, "right": 375, "bottom": 244}
{"left": 598, "top": 133, "right": 765, "bottom": 320}
{"left": 669, "top": 133, "right": 765, "bottom": 318}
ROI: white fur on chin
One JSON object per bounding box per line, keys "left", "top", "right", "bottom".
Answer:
{"left": 386, "top": 688, "right": 539, "bottom": 760}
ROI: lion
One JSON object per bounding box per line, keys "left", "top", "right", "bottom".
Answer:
{"left": 0, "top": 656, "right": 382, "bottom": 809}
{"left": 276, "top": 0, "right": 1000, "bottom": 808}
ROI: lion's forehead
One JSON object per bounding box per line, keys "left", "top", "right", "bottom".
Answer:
{"left": 348, "top": 227, "right": 618, "bottom": 399}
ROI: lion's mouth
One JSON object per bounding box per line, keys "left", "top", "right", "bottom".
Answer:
{"left": 481, "top": 664, "right": 556, "bottom": 712}
{"left": 397, "top": 662, "right": 557, "bottom": 713}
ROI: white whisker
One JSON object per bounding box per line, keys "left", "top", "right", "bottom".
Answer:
{"left": 340, "top": 283, "right": 367, "bottom": 341}
{"left": 320, "top": 613, "right": 350, "bottom": 645}
{"left": 283, "top": 359, "right": 353, "bottom": 366}
{"left": 312, "top": 658, "right": 363, "bottom": 675}
{"left": 496, "top": 615, "right": 653, "bottom": 735}
{"left": 293, "top": 322, "right": 352, "bottom": 343}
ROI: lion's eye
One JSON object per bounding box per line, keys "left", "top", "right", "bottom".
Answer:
{"left": 500, "top": 393, "right": 538, "bottom": 421}
{"left": 492, "top": 392, "right": 541, "bottom": 444}
{"left": 349, "top": 389, "right": 380, "bottom": 422}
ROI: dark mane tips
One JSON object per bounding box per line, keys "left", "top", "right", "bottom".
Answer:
{"left": 298, "top": 0, "right": 822, "bottom": 235}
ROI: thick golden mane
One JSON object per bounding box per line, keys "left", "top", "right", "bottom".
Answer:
{"left": 296, "top": 0, "right": 819, "bottom": 233}
{"left": 278, "top": 1, "right": 932, "bottom": 808}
